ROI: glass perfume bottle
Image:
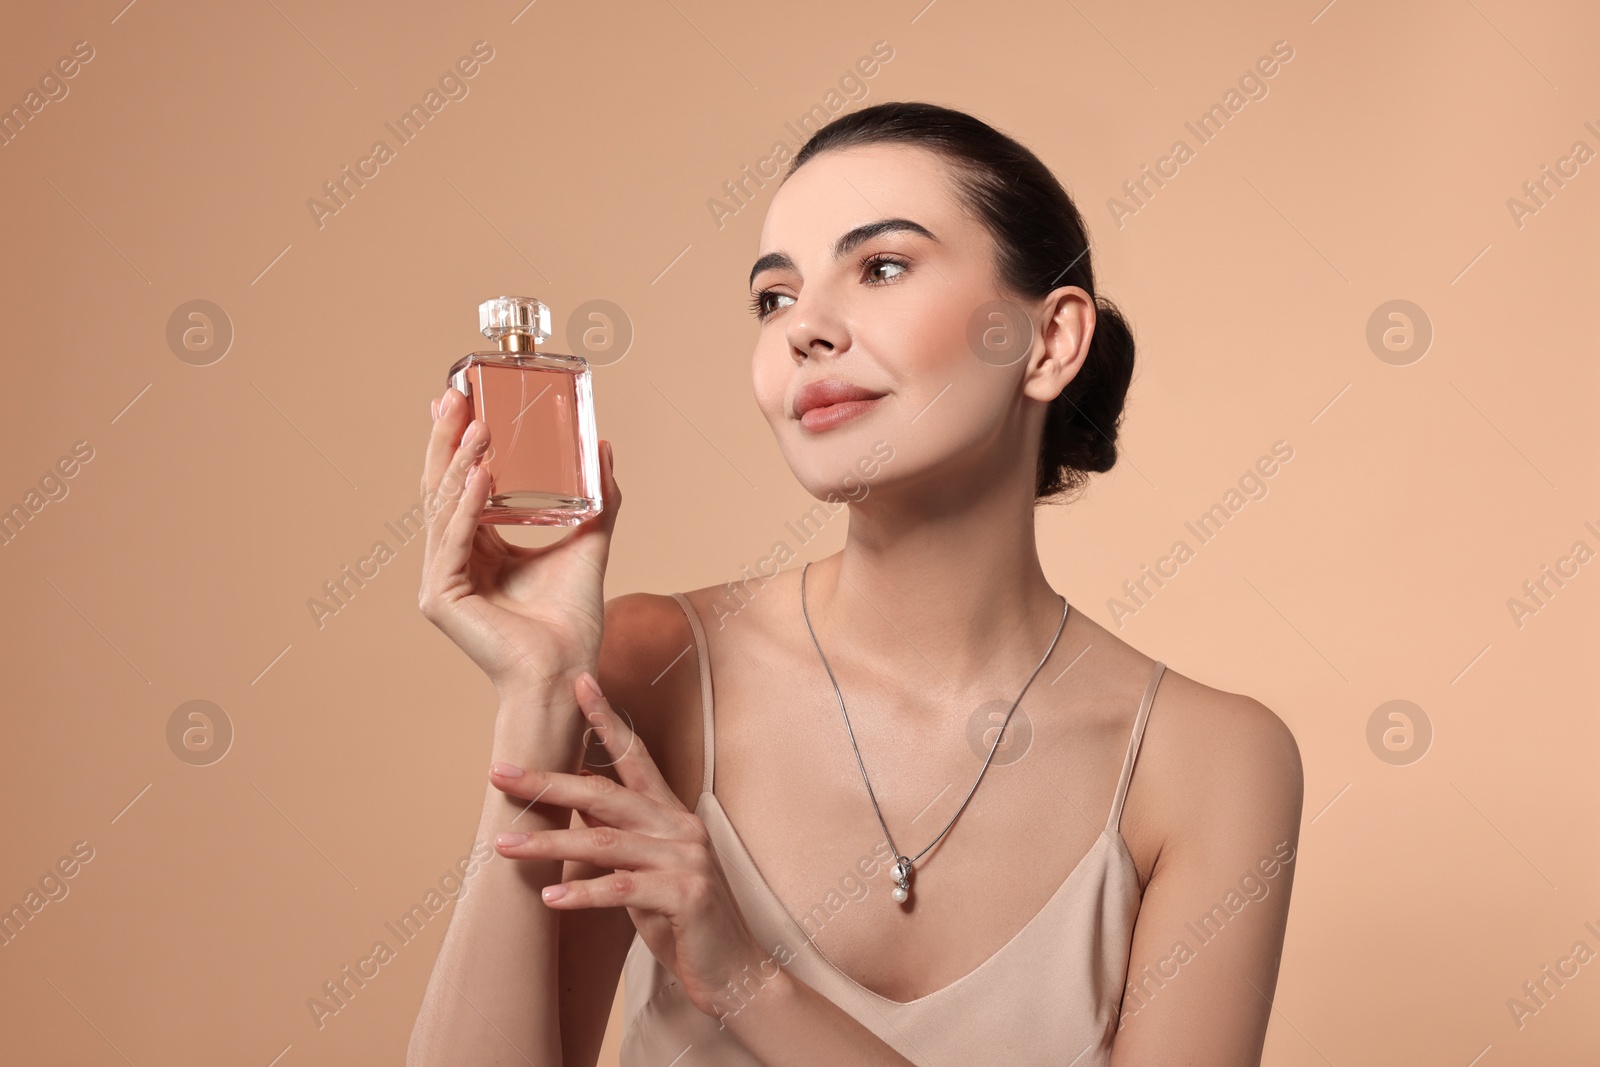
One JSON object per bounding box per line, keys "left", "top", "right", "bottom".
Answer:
{"left": 446, "top": 296, "right": 602, "bottom": 526}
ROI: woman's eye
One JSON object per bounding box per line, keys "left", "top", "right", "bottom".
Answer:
{"left": 865, "top": 257, "right": 908, "bottom": 284}
{"left": 749, "top": 258, "right": 908, "bottom": 320}
{"left": 749, "top": 291, "right": 794, "bottom": 319}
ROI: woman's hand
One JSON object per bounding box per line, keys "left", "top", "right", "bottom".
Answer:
{"left": 417, "top": 386, "right": 621, "bottom": 702}
{"left": 488, "top": 672, "right": 775, "bottom": 1020}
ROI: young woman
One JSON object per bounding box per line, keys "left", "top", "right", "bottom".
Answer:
{"left": 408, "top": 102, "right": 1302, "bottom": 1067}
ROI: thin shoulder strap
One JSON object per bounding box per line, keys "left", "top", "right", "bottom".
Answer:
{"left": 1106, "top": 661, "right": 1166, "bottom": 834}
{"left": 668, "top": 591, "right": 717, "bottom": 795}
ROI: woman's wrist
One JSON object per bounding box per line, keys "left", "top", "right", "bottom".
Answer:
{"left": 491, "top": 655, "right": 597, "bottom": 705}
{"left": 491, "top": 682, "right": 589, "bottom": 771}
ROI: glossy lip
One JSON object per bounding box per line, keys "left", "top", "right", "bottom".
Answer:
{"left": 792, "top": 378, "right": 887, "bottom": 417}
{"left": 791, "top": 378, "right": 889, "bottom": 434}
{"left": 799, "top": 396, "right": 884, "bottom": 432}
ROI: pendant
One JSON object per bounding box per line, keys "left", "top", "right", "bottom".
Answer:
{"left": 891, "top": 855, "right": 913, "bottom": 904}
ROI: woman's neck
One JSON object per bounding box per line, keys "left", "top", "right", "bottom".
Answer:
{"left": 802, "top": 479, "right": 1067, "bottom": 695}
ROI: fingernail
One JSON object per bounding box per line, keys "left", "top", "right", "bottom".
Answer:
{"left": 496, "top": 831, "right": 528, "bottom": 847}
{"left": 490, "top": 761, "right": 524, "bottom": 778}
{"left": 542, "top": 884, "right": 568, "bottom": 903}
{"left": 578, "top": 768, "right": 597, "bottom": 777}
{"left": 431, "top": 397, "right": 440, "bottom": 421}
{"left": 578, "top": 672, "right": 601, "bottom": 698}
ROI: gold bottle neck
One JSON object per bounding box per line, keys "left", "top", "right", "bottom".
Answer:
{"left": 496, "top": 332, "right": 536, "bottom": 354}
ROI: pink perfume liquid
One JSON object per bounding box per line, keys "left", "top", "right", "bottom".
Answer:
{"left": 447, "top": 296, "right": 602, "bottom": 526}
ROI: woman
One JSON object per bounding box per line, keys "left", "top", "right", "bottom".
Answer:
{"left": 408, "top": 102, "right": 1302, "bottom": 1067}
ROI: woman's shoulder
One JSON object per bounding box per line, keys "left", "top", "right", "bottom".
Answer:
{"left": 601, "top": 579, "right": 778, "bottom": 641}
{"left": 1145, "top": 661, "right": 1300, "bottom": 764}
{"left": 1121, "top": 655, "right": 1304, "bottom": 879}
{"left": 596, "top": 582, "right": 777, "bottom": 805}
{"left": 1075, "top": 612, "right": 1301, "bottom": 780}
{"left": 595, "top": 591, "right": 705, "bottom": 804}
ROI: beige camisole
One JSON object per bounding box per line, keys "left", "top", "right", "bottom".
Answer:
{"left": 619, "top": 591, "right": 1166, "bottom": 1066}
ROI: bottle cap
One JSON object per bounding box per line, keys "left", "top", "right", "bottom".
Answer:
{"left": 479, "top": 296, "right": 550, "bottom": 344}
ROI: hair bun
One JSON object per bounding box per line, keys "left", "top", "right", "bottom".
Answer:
{"left": 1033, "top": 293, "right": 1136, "bottom": 497}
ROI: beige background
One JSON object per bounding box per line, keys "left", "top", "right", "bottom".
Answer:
{"left": 2, "top": 0, "right": 1596, "bottom": 1063}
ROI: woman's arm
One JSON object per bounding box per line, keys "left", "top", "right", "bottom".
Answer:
{"left": 1109, "top": 693, "right": 1305, "bottom": 1066}
{"left": 552, "top": 592, "right": 710, "bottom": 1066}
{"left": 405, "top": 685, "right": 588, "bottom": 1066}
{"left": 407, "top": 393, "right": 628, "bottom": 1063}
{"left": 487, "top": 674, "right": 924, "bottom": 1066}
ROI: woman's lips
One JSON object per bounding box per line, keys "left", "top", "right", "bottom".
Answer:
{"left": 799, "top": 396, "right": 884, "bottom": 432}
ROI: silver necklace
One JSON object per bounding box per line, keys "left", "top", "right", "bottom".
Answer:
{"left": 799, "top": 561, "right": 1070, "bottom": 907}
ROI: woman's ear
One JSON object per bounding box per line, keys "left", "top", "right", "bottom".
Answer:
{"left": 1024, "top": 286, "right": 1094, "bottom": 403}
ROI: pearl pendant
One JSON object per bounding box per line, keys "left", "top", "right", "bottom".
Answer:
{"left": 891, "top": 855, "right": 913, "bottom": 905}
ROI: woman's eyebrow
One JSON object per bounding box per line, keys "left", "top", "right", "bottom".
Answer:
{"left": 748, "top": 218, "right": 939, "bottom": 288}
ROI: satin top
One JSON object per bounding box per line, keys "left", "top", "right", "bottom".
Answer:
{"left": 619, "top": 591, "right": 1166, "bottom": 1066}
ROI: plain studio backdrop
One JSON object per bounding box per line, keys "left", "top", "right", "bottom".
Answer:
{"left": 1, "top": 0, "right": 1595, "bottom": 1063}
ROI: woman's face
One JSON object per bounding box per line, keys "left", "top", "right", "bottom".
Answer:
{"left": 749, "top": 143, "right": 1076, "bottom": 508}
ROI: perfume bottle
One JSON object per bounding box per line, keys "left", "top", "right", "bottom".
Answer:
{"left": 446, "top": 296, "right": 602, "bottom": 526}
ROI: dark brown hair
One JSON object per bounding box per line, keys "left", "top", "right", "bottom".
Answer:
{"left": 786, "top": 101, "right": 1136, "bottom": 502}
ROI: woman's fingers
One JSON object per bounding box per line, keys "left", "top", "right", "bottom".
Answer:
{"left": 422, "top": 416, "right": 492, "bottom": 593}
{"left": 437, "top": 458, "right": 493, "bottom": 576}
{"left": 593, "top": 439, "right": 621, "bottom": 535}
{"left": 536, "top": 868, "right": 702, "bottom": 911}
{"left": 416, "top": 415, "right": 489, "bottom": 620}
{"left": 430, "top": 417, "right": 488, "bottom": 528}
{"left": 421, "top": 389, "right": 485, "bottom": 541}
{"left": 488, "top": 762, "right": 686, "bottom": 837}
{"left": 422, "top": 387, "right": 470, "bottom": 499}
{"left": 493, "top": 824, "right": 691, "bottom": 872}
{"left": 575, "top": 673, "right": 683, "bottom": 814}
